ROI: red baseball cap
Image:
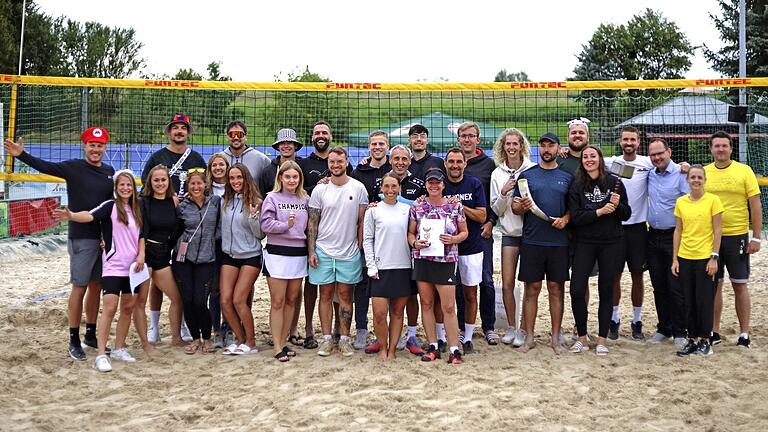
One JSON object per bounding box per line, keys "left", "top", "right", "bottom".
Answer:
{"left": 80, "top": 126, "right": 110, "bottom": 144}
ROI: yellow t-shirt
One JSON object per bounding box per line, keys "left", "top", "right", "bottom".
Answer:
{"left": 674, "top": 192, "right": 724, "bottom": 260}
{"left": 704, "top": 161, "right": 760, "bottom": 236}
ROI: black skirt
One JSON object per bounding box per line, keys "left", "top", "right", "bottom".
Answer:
{"left": 370, "top": 268, "right": 413, "bottom": 298}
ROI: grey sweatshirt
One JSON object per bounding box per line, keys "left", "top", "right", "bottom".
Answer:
{"left": 219, "top": 147, "right": 271, "bottom": 181}
{"left": 175, "top": 195, "right": 221, "bottom": 264}
{"left": 220, "top": 193, "right": 265, "bottom": 259}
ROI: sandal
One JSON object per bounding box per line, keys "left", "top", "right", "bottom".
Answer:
{"left": 569, "top": 341, "right": 588, "bottom": 353}
{"left": 596, "top": 344, "right": 609, "bottom": 356}
{"left": 303, "top": 335, "right": 319, "bottom": 349}
{"left": 232, "top": 344, "right": 258, "bottom": 355}
{"left": 222, "top": 343, "right": 239, "bottom": 355}
{"left": 201, "top": 340, "right": 216, "bottom": 354}
{"left": 274, "top": 350, "right": 290, "bottom": 362}
{"left": 184, "top": 341, "right": 200, "bottom": 355}
{"left": 283, "top": 346, "right": 297, "bottom": 357}
{"left": 485, "top": 330, "right": 500, "bottom": 346}
{"left": 288, "top": 335, "right": 304, "bottom": 346}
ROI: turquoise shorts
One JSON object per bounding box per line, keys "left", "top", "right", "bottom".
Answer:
{"left": 308, "top": 248, "right": 363, "bottom": 285}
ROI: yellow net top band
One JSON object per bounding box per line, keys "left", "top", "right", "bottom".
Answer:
{"left": 1, "top": 74, "right": 766, "bottom": 92}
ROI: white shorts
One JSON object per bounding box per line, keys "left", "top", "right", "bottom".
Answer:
{"left": 457, "top": 252, "right": 483, "bottom": 286}
{"left": 263, "top": 249, "right": 308, "bottom": 280}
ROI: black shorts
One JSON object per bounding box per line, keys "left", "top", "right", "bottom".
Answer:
{"left": 221, "top": 253, "right": 263, "bottom": 269}
{"left": 102, "top": 276, "right": 132, "bottom": 296}
{"left": 502, "top": 236, "right": 522, "bottom": 247}
{"left": 145, "top": 241, "right": 172, "bottom": 270}
{"left": 371, "top": 268, "right": 412, "bottom": 298}
{"left": 518, "top": 243, "right": 570, "bottom": 283}
{"left": 412, "top": 260, "right": 457, "bottom": 285}
{"left": 716, "top": 234, "right": 750, "bottom": 283}
{"left": 621, "top": 223, "right": 648, "bottom": 273}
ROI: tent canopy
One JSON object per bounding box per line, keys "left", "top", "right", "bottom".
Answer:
{"left": 617, "top": 95, "right": 768, "bottom": 127}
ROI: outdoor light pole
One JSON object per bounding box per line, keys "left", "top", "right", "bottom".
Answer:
{"left": 738, "top": 0, "right": 747, "bottom": 163}
{"left": 17, "top": 0, "right": 27, "bottom": 75}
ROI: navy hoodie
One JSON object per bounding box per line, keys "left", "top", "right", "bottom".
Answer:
{"left": 465, "top": 148, "right": 497, "bottom": 224}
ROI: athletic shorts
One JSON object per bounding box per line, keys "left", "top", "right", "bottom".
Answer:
{"left": 716, "top": 234, "right": 750, "bottom": 283}
{"left": 621, "top": 223, "right": 648, "bottom": 273}
{"left": 502, "top": 236, "right": 522, "bottom": 247}
{"left": 145, "top": 240, "right": 172, "bottom": 270}
{"left": 307, "top": 248, "right": 362, "bottom": 285}
{"left": 263, "top": 249, "right": 308, "bottom": 279}
{"left": 412, "top": 259, "right": 457, "bottom": 285}
{"left": 370, "top": 268, "right": 412, "bottom": 298}
{"left": 518, "top": 243, "right": 570, "bottom": 283}
{"left": 221, "top": 253, "right": 262, "bottom": 269}
{"left": 101, "top": 276, "right": 132, "bottom": 296}
{"left": 457, "top": 252, "right": 483, "bottom": 286}
{"left": 68, "top": 238, "right": 102, "bottom": 286}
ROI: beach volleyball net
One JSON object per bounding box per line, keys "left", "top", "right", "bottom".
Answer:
{"left": 1, "top": 74, "right": 767, "bottom": 238}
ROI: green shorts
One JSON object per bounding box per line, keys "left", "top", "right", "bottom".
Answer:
{"left": 308, "top": 248, "right": 363, "bottom": 285}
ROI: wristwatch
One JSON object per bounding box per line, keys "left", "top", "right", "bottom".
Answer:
{"left": 710, "top": 252, "right": 719, "bottom": 260}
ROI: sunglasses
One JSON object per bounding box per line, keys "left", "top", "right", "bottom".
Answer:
{"left": 172, "top": 114, "right": 190, "bottom": 123}
{"left": 188, "top": 168, "right": 205, "bottom": 174}
{"left": 228, "top": 130, "right": 245, "bottom": 139}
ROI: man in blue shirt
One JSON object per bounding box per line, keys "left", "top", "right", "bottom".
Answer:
{"left": 512, "top": 133, "right": 573, "bottom": 354}
{"left": 443, "top": 148, "right": 487, "bottom": 354}
{"left": 647, "top": 138, "right": 690, "bottom": 347}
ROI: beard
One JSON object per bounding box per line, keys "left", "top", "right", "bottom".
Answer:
{"left": 313, "top": 138, "right": 330, "bottom": 153}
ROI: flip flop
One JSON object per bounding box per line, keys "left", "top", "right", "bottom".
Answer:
{"left": 275, "top": 350, "right": 290, "bottom": 362}
{"left": 596, "top": 344, "right": 609, "bottom": 356}
{"left": 303, "top": 335, "right": 318, "bottom": 349}
{"left": 184, "top": 342, "right": 200, "bottom": 355}
{"left": 232, "top": 344, "right": 258, "bottom": 355}
{"left": 288, "top": 335, "right": 304, "bottom": 346}
{"left": 222, "top": 343, "right": 239, "bottom": 355}
{"left": 570, "top": 341, "right": 588, "bottom": 353}
{"left": 201, "top": 341, "right": 216, "bottom": 354}
{"left": 282, "top": 346, "right": 297, "bottom": 358}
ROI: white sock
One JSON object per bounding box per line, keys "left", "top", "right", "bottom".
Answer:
{"left": 430, "top": 342, "right": 438, "bottom": 350}
{"left": 150, "top": 310, "right": 160, "bottom": 329}
{"left": 740, "top": 332, "right": 749, "bottom": 340}
{"left": 464, "top": 324, "right": 475, "bottom": 342}
{"left": 632, "top": 307, "right": 642, "bottom": 323}
{"left": 407, "top": 326, "right": 417, "bottom": 338}
{"left": 449, "top": 346, "right": 460, "bottom": 354}
{"left": 611, "top": 306, "right": 620, "bottom": 323}
{"left": 436, "top": 323, "right": 446, "bottom": 342}
{"left": 324, "top": 334, "right": 332, "bottom": 341}
{"left": 340, "top": 335, "right": 349, "bottom": 342}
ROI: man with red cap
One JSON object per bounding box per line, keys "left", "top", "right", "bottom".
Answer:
{"left": 140, "top": 114, "right": 206, "bottom": 344}
{"left": 4, "top": 127, "right": 115, "bottom": 361}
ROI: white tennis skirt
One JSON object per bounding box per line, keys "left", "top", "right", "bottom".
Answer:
{"left": 263, "top": 249, "right": 308, "bottom": 279}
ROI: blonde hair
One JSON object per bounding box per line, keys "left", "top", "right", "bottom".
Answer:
{"left": 114, "top": 171, "right": 141, "bottom": 227}
{"left": 272, "top": 160, "right": 307, "bottom": 199}
{"left": 493, "top": 128, "right": 531, "bottom": 166}
{"left": 457, "top": 121, "right": 480, "bottom": 137}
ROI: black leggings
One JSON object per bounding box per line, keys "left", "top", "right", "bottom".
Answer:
{"left": 678, "top": 257, "right": 716, "bottom": 339}
{"left": 174, "top": 260, "right": 215, "bottom": 340}
{"left": 570, "top": 241, "right": 624, "bottom": 338}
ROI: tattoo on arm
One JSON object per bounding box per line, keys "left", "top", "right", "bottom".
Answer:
{"left": 307, "top": 207, "right": 321, "bottom": 251}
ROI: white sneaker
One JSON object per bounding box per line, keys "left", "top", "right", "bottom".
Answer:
{"left": 94, "top": 354, "right": 112, "bottom": 372}
{"left": 147, "top": 325, "right": 160, "bottom": 344}
{"left": 673, "top": 337, "right": 688, "bottom": 349}
{"left": 396, "top": 335, "right": 408, "bottom": 350}
{"left": 213, "top": 331, "right": 224, "bottom": 349}
{"left": 649, "top": 332, "right": 670, "bottom": 344}
{"left": 512, "top": 329, "right": 527, "bottom": 348}
{"left": 353, "top": 329, "right": 368, "bottom": 350}
{"left": 181, "top": 323, "right": 194, "bottom": 342}
{"left": 501, "top": 328, "right": 516, "bottom": 345}
{"left": 318, "top": 337, "right": 333, "bottom": 357}
{"left": 111, "top": 348, "right": 136, "bottom": 363}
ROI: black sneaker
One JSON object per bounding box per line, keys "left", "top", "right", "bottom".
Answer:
{"left": 737, "top": 336, "right": 751, "bottom": 348}
{"left": 69, "top": 342, "right": 86, "bottom": 361}
{"left": 676, "top": 339, "right": 698, "bottom": 356}
{"left": 607, "top": 320, "right": 620, "bottom": 340}
{"left": 421, "top": 346, "right": 441, "bottom": 362}
{"left": 83, "top": 334, "right": 98, "bottom": 349}
{"left": 462, "top": 340, "right": 474, "bottom": 355}
{"left": 696, "top": 341, "right": 714, "bottom": 356}
{"left": 631, "top": 321, "right": 644, "bottom": 340}
{"left": 709, "top": 332, "right": 722, "bottom": 345}
{"left": 437, "top": 340, "right": 447, "bottom": 353}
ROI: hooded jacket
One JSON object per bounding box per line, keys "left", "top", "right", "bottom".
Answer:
{"left": 175, "top": 195, "right": 221, "bottom": 263}
{"left": 219, "top": 146, "right": 271, "bottom": 182}
{"left": 410, "top": 151, "right": 444, "bottom": 181}
{"left": 351, "top": 160, "right": 392, "bottom": 203}
{"left": 465, "top": 148, "right": 498, "bottom": 224}
{"left": 220, "top": 193, "right": 265, "bottom": 259}
{"left": 491, "top": 158, "right": 537, "bottom": 237}
{"left": 299, "top": 152, "right": 352, "bottom": 196}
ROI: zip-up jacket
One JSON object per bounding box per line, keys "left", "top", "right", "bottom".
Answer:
{"left": 220, "top": 193, "right": 265, "bottom": 259}
{"left": 175, "top": 195, "right": 221, "bottom": 263}
{"left": 490, "top": 159, "right": 536, "bottom": 237}
{"left": 465, "top": 148, "right": 498, "bottom": 225}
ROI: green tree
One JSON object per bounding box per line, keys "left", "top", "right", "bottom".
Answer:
{"left": 703, "top": 0, "right": 768, "bottom": 77}
{"left": 0, "top": 0, "right": 66, "bottom": 75}
{"left": 171, "top": 61, "right": 242, "bottom": 135}
{"left": 570, "top": 8, "right": 694, "bottom": 120}
{"left": 57, "top": 20, "right": 144, "bottom": 78}
{"left": 494, "top": 70, "right": 529, "bottom": 82}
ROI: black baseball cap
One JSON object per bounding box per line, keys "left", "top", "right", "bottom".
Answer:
{"left": 538, "top": 132, "right": 560, "bottom": 144}
{"left": 424, "top": 168, "right": 445, "bottom": 182}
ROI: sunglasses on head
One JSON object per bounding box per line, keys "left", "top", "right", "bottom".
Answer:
{"left": 188, "top": 168, "right": 205, "bottom": 174}
{"left": 172, "top": 114, "right": 190, "bottom": 123}
{"left": 228, "top": 130, "right": 245, "bottom": 139}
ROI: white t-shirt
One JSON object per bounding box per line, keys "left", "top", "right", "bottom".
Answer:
{"left": 605, "top": 154, "right": 652, "bottom": 225}
{"left": 309, "top": 177, "right": 369, "bottom": 259}
{"left": 363, "top": 201, "right": 412, "bottom": 275}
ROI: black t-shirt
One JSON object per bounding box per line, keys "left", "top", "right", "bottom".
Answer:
{"left": 16, "top": 152, "right": 114, "bottom": 240}
{"left": 140, "top": 196, "right": 178, "bottom": 243}
{"left": 141, "top": 147, "right": 206, "bottom": 195}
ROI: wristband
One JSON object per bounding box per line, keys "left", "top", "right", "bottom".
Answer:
{"left": 710, "top": 252, "right": 719, "bottom": 260}
{"left": 750, "top": 238, "right": 762, "bottom": 244}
